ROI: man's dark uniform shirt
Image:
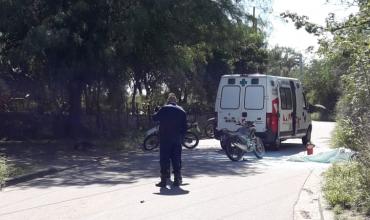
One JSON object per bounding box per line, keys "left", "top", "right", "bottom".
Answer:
{"left": 153, "top": 103, "right": 187, "bottom": 142}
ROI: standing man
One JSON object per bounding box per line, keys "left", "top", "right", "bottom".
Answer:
{"left": 153, "top": 93, "right": 187, "bottom": 187}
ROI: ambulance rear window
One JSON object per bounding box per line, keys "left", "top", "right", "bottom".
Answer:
{"left": 244, "top": 86, "right": 264, "bottom": 110}
{"left": 220, "top": 86, "right": 240, "bottom": 109}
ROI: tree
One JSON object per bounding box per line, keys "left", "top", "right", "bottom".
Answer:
{"left": 301, "top": 58, "right": 341, "bottom": 120}
{"left": 266, "top": 46, "right": 301, "bottom": 77}
{"left": 0, "top": 0, "right": 272, "bottom": 137}
{"left": 0, "top": 0, "right": 133, "bottom": 137}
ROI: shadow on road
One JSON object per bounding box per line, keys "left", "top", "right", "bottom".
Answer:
{"left": 264, "top": 142, "right": 306, "bottom": 158}
{"left": 1, "top": 140, "right": 305, "bottom": 190}
{"left": 153, "top": 186, "right": 190, "bottom": 196}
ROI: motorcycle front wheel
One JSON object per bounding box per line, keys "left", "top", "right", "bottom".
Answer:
{"left": 253, "top": 137, "right": 265, "bottom": 159}
{"left": 182, "top": 131, "right": 199, "bottom": 149}
{"left": 143, "top": 134, "right": 159, "bottom": 151}
{"left": 225, "top": 137, "right": 245, "bottom": 161}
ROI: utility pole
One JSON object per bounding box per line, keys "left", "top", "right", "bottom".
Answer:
{"left": 299, "top": 54, "right": 303, "bottom": 76}
{"left": 253, "top": 7, "right": 257, "bottom": 32}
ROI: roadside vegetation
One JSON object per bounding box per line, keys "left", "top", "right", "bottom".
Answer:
{"left": 324, "top": 163, "right": 370, "bottom": 216}
{"left": 283, "top": 0, "right": 369, "bottom": 217}
{"left": 0, "top": 154, "right": 36, "bottom": 186}
{"left": 327, "top": 0, "right": 370, "bottom": 215}
{"left": 0, "top": 156, "right": 8, "bottom": 186}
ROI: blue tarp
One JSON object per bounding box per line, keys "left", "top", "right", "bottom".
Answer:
{"left": 288, "top": 148, "right": 354, "bottom": 163}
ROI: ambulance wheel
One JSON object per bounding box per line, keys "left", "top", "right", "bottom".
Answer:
{"left": 270, "top": 139, "right": 281, "bottom": 151}
{"left": 302, "top": 126, "right": 312, "bottom": 146}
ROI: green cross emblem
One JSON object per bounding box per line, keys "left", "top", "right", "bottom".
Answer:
{"left": 240, "top": 79, "right": 247, "bottom": 86}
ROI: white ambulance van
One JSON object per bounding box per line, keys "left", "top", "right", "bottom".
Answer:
{"left": 215, "top": 73, "right": 312, "bottom": 149}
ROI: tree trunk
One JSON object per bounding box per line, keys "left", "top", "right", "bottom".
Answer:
{"left": 183, "top": 86, "right": 188, "bottom": 104}
{"left": 131, "top": 82, "right": 138, "bottom": 115}
{"left": 68, "top": 80, "right": 84, "bottom": 139}
{"left": 96, "top": 82, "right": 102, "bottom": 136}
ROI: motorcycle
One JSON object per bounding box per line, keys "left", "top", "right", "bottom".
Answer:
{"left": 143, "top": 122, "right": 200, "bottom": 151}
{"left": 204, "top": 117, "right": 217, "bottom": 138}
{"left": 221, "top": 120, "right": 265, "bottom": 161}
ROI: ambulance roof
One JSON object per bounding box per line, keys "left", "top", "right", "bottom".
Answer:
{"left": 221, "top": 73, "right": 299, "bottom": 81}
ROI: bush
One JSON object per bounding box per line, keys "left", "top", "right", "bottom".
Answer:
{"left": 0, "top": 156, "right": 7, "bottom": 186}
{"left": 333, "top": 119, "right": 364, "bottom": 151}
{"left": 323, "top": 163, "right": 370, "bottom": 215}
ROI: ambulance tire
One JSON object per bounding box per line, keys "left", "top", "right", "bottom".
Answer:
{"left": 302, "top": 126, "right": 312, "bottom": 146}
{"left": 270, "top": 138, "right": 281, "bottom": 151}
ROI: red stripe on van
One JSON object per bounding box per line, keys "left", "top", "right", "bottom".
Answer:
{"left": 267, "top": 98, "right": 279, "bottom": 134}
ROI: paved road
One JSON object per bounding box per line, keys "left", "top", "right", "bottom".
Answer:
{"left": 0, "top": 121, "right": 335, "bottom": 220}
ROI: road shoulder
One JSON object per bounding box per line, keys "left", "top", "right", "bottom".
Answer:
{"left": 294, "top": 167, "right": 334, "bottom": 220}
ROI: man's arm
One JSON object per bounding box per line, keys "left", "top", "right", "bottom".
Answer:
{"left": 181, "top": 112, "right": 187, "bottom": 135}
{"left": 152, "top": 109, "right": 161, "bottom": 122}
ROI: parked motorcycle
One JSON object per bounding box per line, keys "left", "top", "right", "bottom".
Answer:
{"left": 204, "top": 117, "right": 216, "bottom": 138}
{"left": 143, "top": 122, "right": 200, "bottom": 151}
{"left": 221, "top": 120, "right": 265, "bottom": 161}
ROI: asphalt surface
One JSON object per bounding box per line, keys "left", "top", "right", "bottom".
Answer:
{"left": 0, "top": 121, "right": 335, "bottom": 220}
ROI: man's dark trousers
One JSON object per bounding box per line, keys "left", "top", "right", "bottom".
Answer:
{"left": 160, "top": 138, "right": 182, "bottom": 179}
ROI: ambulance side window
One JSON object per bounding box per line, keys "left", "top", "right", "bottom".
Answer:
{"left": 279, "top": 87, "right": 292, "bottom": 110}
{"left": 220, "top": 86, "right": 240, "bottom": 109}
{"left": 285, "top": 88, "right": 292, "bottom": 109}
{"left": 303, "top": 92, "right": 308, "bottom": 108}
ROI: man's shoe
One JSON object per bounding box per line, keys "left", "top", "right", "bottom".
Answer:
{"left": 155, "top": 181, "right": 166, "bottom": 187}
{"left": 173, "top": 178, "right": 182, "bottom": 187}
{"left": 155, "top": 178, "right": 167, "bottom": 187}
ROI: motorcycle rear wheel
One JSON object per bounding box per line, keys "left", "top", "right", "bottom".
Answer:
{"left": 204, "top": 122, "right": 215, "bottom": 138}
{"left": 225, "top": 138, "right": 244, "bottom": 161}
{"left": 253, "top": 137, "right": 265, "bottom": 159}
{"left": 143, "top": 134, "right": 159, "bottom": 151}
{"left": 182, "top": 131, "right": 199, "bottom": 149}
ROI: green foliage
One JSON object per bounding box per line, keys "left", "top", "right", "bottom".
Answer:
{"left": 327, "top": 1, "right": 370, "bottom": 215}
{"left": 333, "top": 205, "right": 344, "bottom": 215}
{"left": 281, "top": 0, "right": 369, "bottom": 123}
{"left": 330, "top": 1, "right": 370, "bottom": 152}
{"left": 323, "top": 163, "right": 370, "bottom": 215}
{"left": 301, "top": 58, "right": 342, "bottom": 121}
{"left": 0, "top": 0, "right": 272, "bottom": 137}
{"left": 283, "top": 0, "right": 370, "bottom": 216}
{"left": 265, "top": 46, "right": 340, "bottom": 121}
{"left": 0, "top": 156, "right": 7, "bottom": 186}
{"left": 333, "top": 119, "right": 363, "bottom": 151}
{"left": 280, "top": 12, "right": 324, "bottom": 36}
{"left": 266, "top": 46, "right": 301, "bottom": 77}
{"left": 233, "top": 29, "right": 268, "bottom": 75}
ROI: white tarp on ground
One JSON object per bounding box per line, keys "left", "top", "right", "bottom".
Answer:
{"left": 288, "top": 148, "right": 355, "bottom": 163}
